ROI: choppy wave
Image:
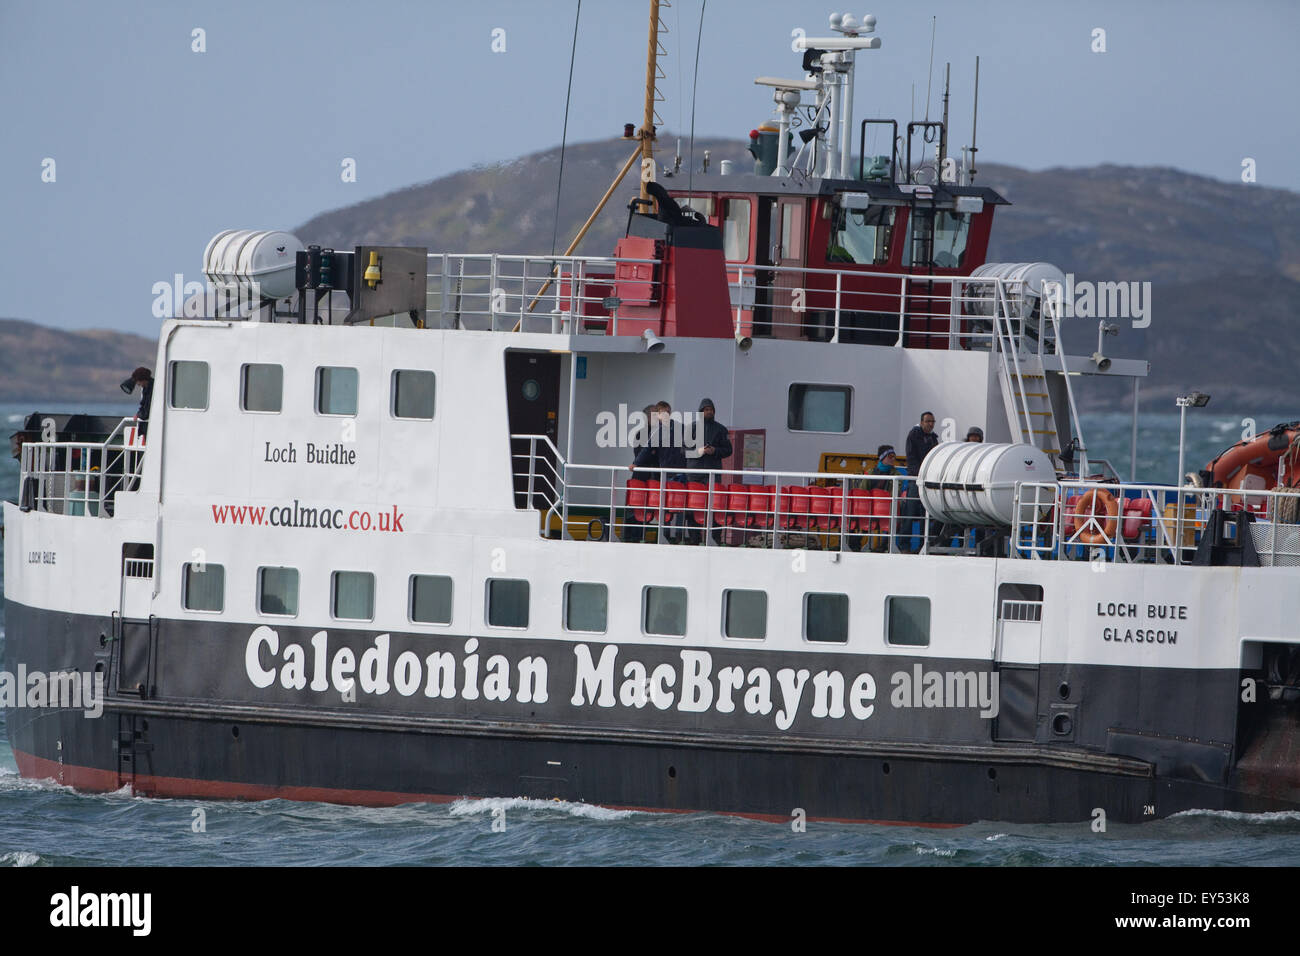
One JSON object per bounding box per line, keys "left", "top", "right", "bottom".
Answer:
{"left": 448, "top": 796, "right": 643, "bottom": 821}
{"left": 0, "top": 851, "right": 41, "bottom": 866}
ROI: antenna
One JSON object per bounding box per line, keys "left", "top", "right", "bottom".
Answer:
{"left": 940, "top": 62, "right": 949, "bottom": 175}
{"left": 923, "top": 16, "right": 936, "bottom": 121}
{"left": 969, "top": 55, "right": 980, "bottom": 185}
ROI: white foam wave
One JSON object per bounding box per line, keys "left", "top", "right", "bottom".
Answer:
{"left": 0, "top": 851, "right": 41, "bottom": 867}
{"left": 913, "top": 844, "right": 957, "bottom": 857}
{"left": 448, "top": 795, "right": 641, "bottom": 821}
{"left": 1170, "top": 807, "right": 1300, "bottom": 824}
{"left": 985, "top": 832, "right": 1007, "bottom": 842}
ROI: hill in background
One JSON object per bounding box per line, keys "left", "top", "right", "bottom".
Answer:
{"left": 7, "top": 136, "right": 1298, "bottom": 412}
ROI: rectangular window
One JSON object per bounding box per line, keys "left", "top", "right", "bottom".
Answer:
{"left": 828, "top": 204, "right": 895, "bottom": 265}
{"left": 779, "top": 203, "right": 802, "bottom": 259}
{"left": 317, "top": 366, "right": 358, "bottom": 416}
{"left": 183, "top": 562, "right": 224, "bottom": 612}
{"left": 565, "top": 582, "right": 608, "bottom": 633}
{"left": 169, "top": 361, "right": 209, "bottom": 410}
{"left": 392, "top": 369, "right": 436, "bottom": 420}
{"left": 487, "top": 578, "right": 530, "bottom": 628}
{"left": 903, "top": 210, "right": 971, "bottom": 269}
{"left": 258, "top": 566, "right": 298, "bottom": 616}
{"left": 886, "top": 596, "right": 931, "bottom": 647}
{"left": 332, "top": 570, "right": 375, "bottom": 621}
{"left": 788, "top": 384, "right": 852, "bottom": 432}
{"left": 722, "top": 199, "right": 751, "bottom": 262}
{"left": 242, "top": 363, "right": 283, "bottom": 413}
{"left": 804, "top": 592, "right": 849, "bottom": 643}
{"left": 643, "top": 585, "right": 687, "bottom": 637}
{"left": 723, "top": 589, "right": 767, "bottom": 640}
{"left": 410, "top": 574, "right": 453, "bottom": 625}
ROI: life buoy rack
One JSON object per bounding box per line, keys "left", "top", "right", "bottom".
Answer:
{"left": 1075, "top": 488, "right": 1119, "bottom": 544}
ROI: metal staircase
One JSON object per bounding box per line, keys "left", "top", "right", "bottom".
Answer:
{"left": 991, "top": 281, "right": 1086, "bottom": 472}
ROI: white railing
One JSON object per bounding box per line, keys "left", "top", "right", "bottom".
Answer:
{"left": 1013, "top": 480, "right": 1300, "bottom": 566}
{"left": 422, "top": 252, "right": 1053, "bottom": 356}
{"left": 511, "top": 433, "right": 947, "bottom": 553}
{"left": 427, "top": 253, "right": 659, "bottom": 333}
{"left": 727, "top": 263, "right": 1050, "bottom": 353}
{"left": 18, "top": 417, "right": 145, "bottom": 517}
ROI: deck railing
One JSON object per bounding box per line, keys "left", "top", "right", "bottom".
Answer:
{"left": 513, "top": 435, "right": 1300, "bottom": 566}
{"left": 17, "top": 417, "right": 146, "bottom": 517}
{"left": 1013, "top": 480, "right": 1300, "bottom": 566}
{"left": 426, "top": 252, "right": 1049, "bottom": 354}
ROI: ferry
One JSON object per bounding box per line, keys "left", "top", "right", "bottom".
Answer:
{"left": 5, "top": 9, "right": 1300, "bottom": 825}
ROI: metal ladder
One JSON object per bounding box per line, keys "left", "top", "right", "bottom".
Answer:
{"left": 992, "top": 283, "right": 1061, "bottom": 459}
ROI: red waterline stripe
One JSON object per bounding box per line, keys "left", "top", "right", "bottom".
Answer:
{"left": 12, "top": 749, "right": 962, "bottom": 828}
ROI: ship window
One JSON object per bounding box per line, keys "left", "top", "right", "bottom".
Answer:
{"left": 643, "top": 585, "right": 687, "bottom": 637}
{"left": 780, "top": 203, "right": 803, "bottom": 259}
{"left": 316, "top": 366, "right": 358, "bottom": 416}
{"left": 182, "top": 562, "right": 224, "bottom": 612}
{"left": 391, "top": 369, "right": 436, "bottom": 420}
{"left": 903, "top": 210, "right": 971, "bottom": 269}
{"left": 258, "top": 566, "right": 298, "bottom": 616}
{"left": 332, "top": 570, "right": 374, "bottom": 621}
{"left": 410, "top": 574, "right": 453, "bottom": 625}
{"left": 804, "top": 592, "right": 849, "bottom": 643}
{"left": 683, "top": 196, "right": 714, "bottom": 219}
{"left": 169, "top": 361, "right": 209, "bottom": 410}
{"left": 722, "top": 199, "right": 751, "bottom": 262}
{"left": 564, "top": 582, "right": 608, "bottom": 634}
{"left": 723, "top": 589, "right": 767, "bottom": 640}
{"left": 886, "top": 596, "right": 931, "bottom": 646}
{"left": 242, "top": 363, "right": 283, "bottom": 413}
{"left": 828, "top": 204, "right": 895, "bottom": 265}
{"left": 788, "top": 384, "right": 852, "bottom": 433}
{"left": 487, "top": 578, "right": 530, "bottom": 628}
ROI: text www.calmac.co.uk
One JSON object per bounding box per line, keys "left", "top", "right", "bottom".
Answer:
{"left": 211, "top": 500, "right": 405, "bottom": 532}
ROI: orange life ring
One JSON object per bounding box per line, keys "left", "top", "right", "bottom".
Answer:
{"left": 1075, "top": 488, "right": 1119, "bottom": 544}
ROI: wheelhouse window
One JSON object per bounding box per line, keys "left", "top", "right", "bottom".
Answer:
{"left": 410, "top": 574, "right": 453, "bottom": 625}
{"left": 827, "top": 204, "right": 895, "bottom": 265}
{"left": 788, "top": 384, "right": 852, "bottom": 432}
{"left": 723, "top": 589, "right": 767, "bottom": 640}
{"left": 316, "top": 366, "right": 358, "bottom": 416}
{"left": 392, "top": 369, "right": 436, "bottom": 420}
{"left": 487, "top": 578, "right": 530, "bottom": 628}
{"left": 169, "top": 361, "right": 209, "bottom": 410}
{"left": 643, "top": 585, "right": 687, "bottom": 637}
{"left": 804, "top": 592, "right": 849, "bottom": 644}
{"left": 886, "top": 596, "right": 931, "bottom": 647}
{"left": 903, "top": 209, "right": 971, "bottom": 269}
{"left": 258, "top": 566, "right": 298, "bottom": 616}
{"left": 564, "top": 582, "right": 608, "bottom": 634}
{"left": 242, "top": 363, "right": 283, "bottom": 413}
{"left": 332, "top": 571, "right": 374, "bottom": 621}
{"left": 183, "top": 562, "right": 224, "bottom": 612}
{"left": 722, "top": 198, "right": 751, "bottom": 262}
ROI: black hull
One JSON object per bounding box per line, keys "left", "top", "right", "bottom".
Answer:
{"left": 5, "top": 600, "right": 1298, "bottom": 825}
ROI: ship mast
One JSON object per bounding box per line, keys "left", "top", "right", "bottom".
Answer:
{"left": 639, "top": 0, "right": 663, "bottom": 208}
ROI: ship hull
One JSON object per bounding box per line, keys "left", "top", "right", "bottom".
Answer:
{"left": 6, "top": 599, "right": 1297, "bottom": 825}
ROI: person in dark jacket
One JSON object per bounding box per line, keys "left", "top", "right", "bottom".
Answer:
{"left": 692, "top": 398, "right": 733, "bottom": 472}
{"left": 629, "top": 401, "right": 689, "bottom": 542}
{"left": 903, "top": 411, "right": 939, "bottom": 550}
{"left": 122, "top": 367, "right": 154, "bottom": 437}
{"left": 623, "top": 404, "right": 659, "bottom": 543}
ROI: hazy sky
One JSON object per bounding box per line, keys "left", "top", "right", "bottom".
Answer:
{"left": 2, "top": 0, "right": 1297, "bottom": 335}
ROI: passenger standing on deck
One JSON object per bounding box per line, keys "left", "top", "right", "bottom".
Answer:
{"left": 904, "top": 411, "right": 939, "bottom": 551}
{"left": 966, "top": 425, "right": 984, "bottom": 443}
{"left": 630, "top": 402, "right": 689, "bottom": 541}
{"left": 850, "top": 444, "right": 905, "bottom": 551}
{"left": 624, "top": 404, "right": 659, "bottom": 543}
{"left": 123, "top": 367, "right": 155, "bottom": 437}
{"left": 689, "top": 398, "right": 733, "bottom": 544}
